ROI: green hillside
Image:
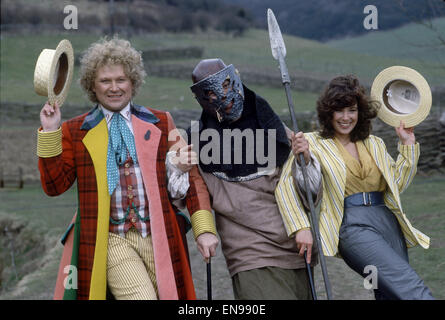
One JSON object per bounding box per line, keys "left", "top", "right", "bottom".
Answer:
{"left": 0, "top": 30, "right": 322, "bottom": 114}
{"left": 1, "top": 28, "right": 444, "bottom": 116}
{"left": 223, "top": 0, "right": 445, "bottom": 41}
{"left": 328, "top": 18, "right": 445, "bottom": 66}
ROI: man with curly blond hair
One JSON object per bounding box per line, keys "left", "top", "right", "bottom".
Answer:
{"left": 37, "top": 37, "right": 218, "bottom": 300}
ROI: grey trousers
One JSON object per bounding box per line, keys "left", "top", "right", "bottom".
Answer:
{"left": 338, "top": 204, "right": 434, "bottom": 300}
{"left": 232, "top": 266, "right": 313, "bottom": 300}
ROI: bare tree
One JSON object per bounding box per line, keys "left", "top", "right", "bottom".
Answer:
{"left": 390, "top": 0, "right": 445, "bottom": 71}
{"left": 109, "top": 0, "right": 115, "bottom": 36}
{"left": 395, "top": 0, "right": 445, "bottom": 48}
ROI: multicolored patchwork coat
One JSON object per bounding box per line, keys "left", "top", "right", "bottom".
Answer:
{"left": 38, "top": 104, "right": 215, "bottom": 300}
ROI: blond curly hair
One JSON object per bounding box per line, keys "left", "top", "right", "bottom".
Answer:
{"left": 79, "top": 36, "right": 147, "bottom": 103}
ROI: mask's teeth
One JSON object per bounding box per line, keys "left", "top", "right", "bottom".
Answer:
{"left": 216, "top": 108, "right": 223, "bottom": 122}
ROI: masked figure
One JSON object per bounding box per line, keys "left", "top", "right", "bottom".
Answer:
{"left": 191, "top": 63, "right": 244, "bottom": 123}
{"left": 186, "top": 59, "right": 322, "bottom": 300}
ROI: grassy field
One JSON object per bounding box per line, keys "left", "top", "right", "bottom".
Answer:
{"left": 0, "top": 174, "right": 444, "bottom": 300}
{"left": 0, "top": 31, "right": 321, "bottom": 114}
{"left": 0, "top": 183, "right": 77, "bottom": 299}
{"left": 328, "top": 17, "right": 445, "bottom": 66}
{"left": 1, "top": 27, "right": 444, "bottom": 116}
{"left": 398, "top": 175, "right": 445, "bottom": 295}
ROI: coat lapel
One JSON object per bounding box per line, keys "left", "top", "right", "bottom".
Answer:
{"left": 132, "top": 115, "right": 179, "bottom": 300}
{"left": 363, "top": 137, "right": 400, "bottom": 204}
{"left": 82, "top": 118, "right": 110, "bottom": 300}
{"left": 312, "top": 135, "right": 346, "bottom": 200}
{"left": 77, "top": 104, "right": 178, "bottom": 299}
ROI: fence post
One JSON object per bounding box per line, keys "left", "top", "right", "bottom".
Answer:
{"left": 18, "top": 167, "right": 23, "bottom": 189}
{"left": 0, "top": 167, "right": 3, "bottom": 188}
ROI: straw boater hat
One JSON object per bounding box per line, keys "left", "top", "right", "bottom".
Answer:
{"left": 34, "top": 39, "right": 74, "bottom": 107}
{"left": 370, "top": 66, "right": 432, "bottom": 127}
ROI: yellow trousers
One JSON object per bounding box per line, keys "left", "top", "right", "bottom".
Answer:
{"left": 107, "top": 228, "right": 158, "bottom": 300}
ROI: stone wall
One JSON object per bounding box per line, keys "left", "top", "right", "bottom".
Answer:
{"left": 1, "top": 103, "right": 443, "bottom": 183}
{"left": 146, "top": 63, "right": 331, "bottom": 93}
{"left": 280, "top": 110, "right": 445, "bottom": 173}
{"left": 165, "top": 108, "right": 445, "bottom": 173}
{"left": 142, "top": 47, "right": 204, "bottom": 61}
{"left": 146, "top": 63, "right": 445, "bottom": 107}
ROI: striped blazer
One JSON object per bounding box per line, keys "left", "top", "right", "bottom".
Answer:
{"left": 275, "top": 132, "right": 430, "bottom": 257}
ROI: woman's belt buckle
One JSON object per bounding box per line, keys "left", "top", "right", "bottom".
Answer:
{"left": 362, "top": 192, "right": 372, "bottom": 206}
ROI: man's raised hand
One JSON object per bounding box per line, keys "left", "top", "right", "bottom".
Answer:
{"left": 40, "top": 101, "right": 61, "bottom": 132}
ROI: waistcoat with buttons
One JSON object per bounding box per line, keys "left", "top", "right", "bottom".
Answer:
{"left": 109, "top": 157, "right": 151, "bottom": 237}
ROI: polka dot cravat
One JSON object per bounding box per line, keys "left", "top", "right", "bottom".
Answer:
{"left": 106, "top": 112, "right": 138, "bottom": 195}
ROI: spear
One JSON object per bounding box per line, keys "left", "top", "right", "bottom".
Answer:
{"left": 267, "top": 8, "right": 333, "bottom": 300}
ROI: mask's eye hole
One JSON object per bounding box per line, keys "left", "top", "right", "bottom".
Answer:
{"left": 222, "top": 79, "right": 230, "bottom": 92}
{"left": 206, "top": 90, "right": 217, "bottom": 102}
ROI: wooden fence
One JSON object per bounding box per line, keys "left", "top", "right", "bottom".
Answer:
{"left": 0, "top": 166, "right": 24, "bottom": 189}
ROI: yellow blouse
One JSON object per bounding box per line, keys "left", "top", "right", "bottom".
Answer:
{"left": 334, "top": 138, "right": 387, "bottom": 196}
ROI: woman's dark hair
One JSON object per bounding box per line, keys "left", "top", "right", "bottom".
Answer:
{"left": 316, "top": 75, "right": 379, "bottom": 142}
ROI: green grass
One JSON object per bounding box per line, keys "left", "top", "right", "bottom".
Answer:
{"left": 399, "top": 175, "right": 445, "bottom": 299}
{"left": 0, "top": 182, "right": 77, "bottom": 234}
{"left": 138, "top": 76, "right": 320, "bottom": 115}
{"left": 0, "top": 31, "right": 319, "bottom": 114}
{"left": 131, "top": 29, "right": 445, "bottom": 86}
{"left": 2, "top": 28, "right": 444, "bottom": 116}
{"left": 0, "top": 183, "right": 77, "bottom": 299}
{"left": 328, "top": 17, "right": 445, "bottom": 66}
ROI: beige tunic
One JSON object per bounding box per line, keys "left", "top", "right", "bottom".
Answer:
{"left": 200, "top": 167, "right": 317, "bottom": 277}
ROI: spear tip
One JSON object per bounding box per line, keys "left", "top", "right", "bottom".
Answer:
{"left": 267, "top": 8, "right": 287, "bottom": 60}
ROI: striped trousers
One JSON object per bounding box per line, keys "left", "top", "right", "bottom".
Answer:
{"left": 107, "top": 228, "right": 158, "bottom": 300}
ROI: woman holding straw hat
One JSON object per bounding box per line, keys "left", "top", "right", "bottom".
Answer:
{"left": 275, "top": 75, "right": 434, "bottom": 300}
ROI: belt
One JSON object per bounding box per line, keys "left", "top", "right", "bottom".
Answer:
{"left": 344, "top": 192, "right": 384, "bottom": 208}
